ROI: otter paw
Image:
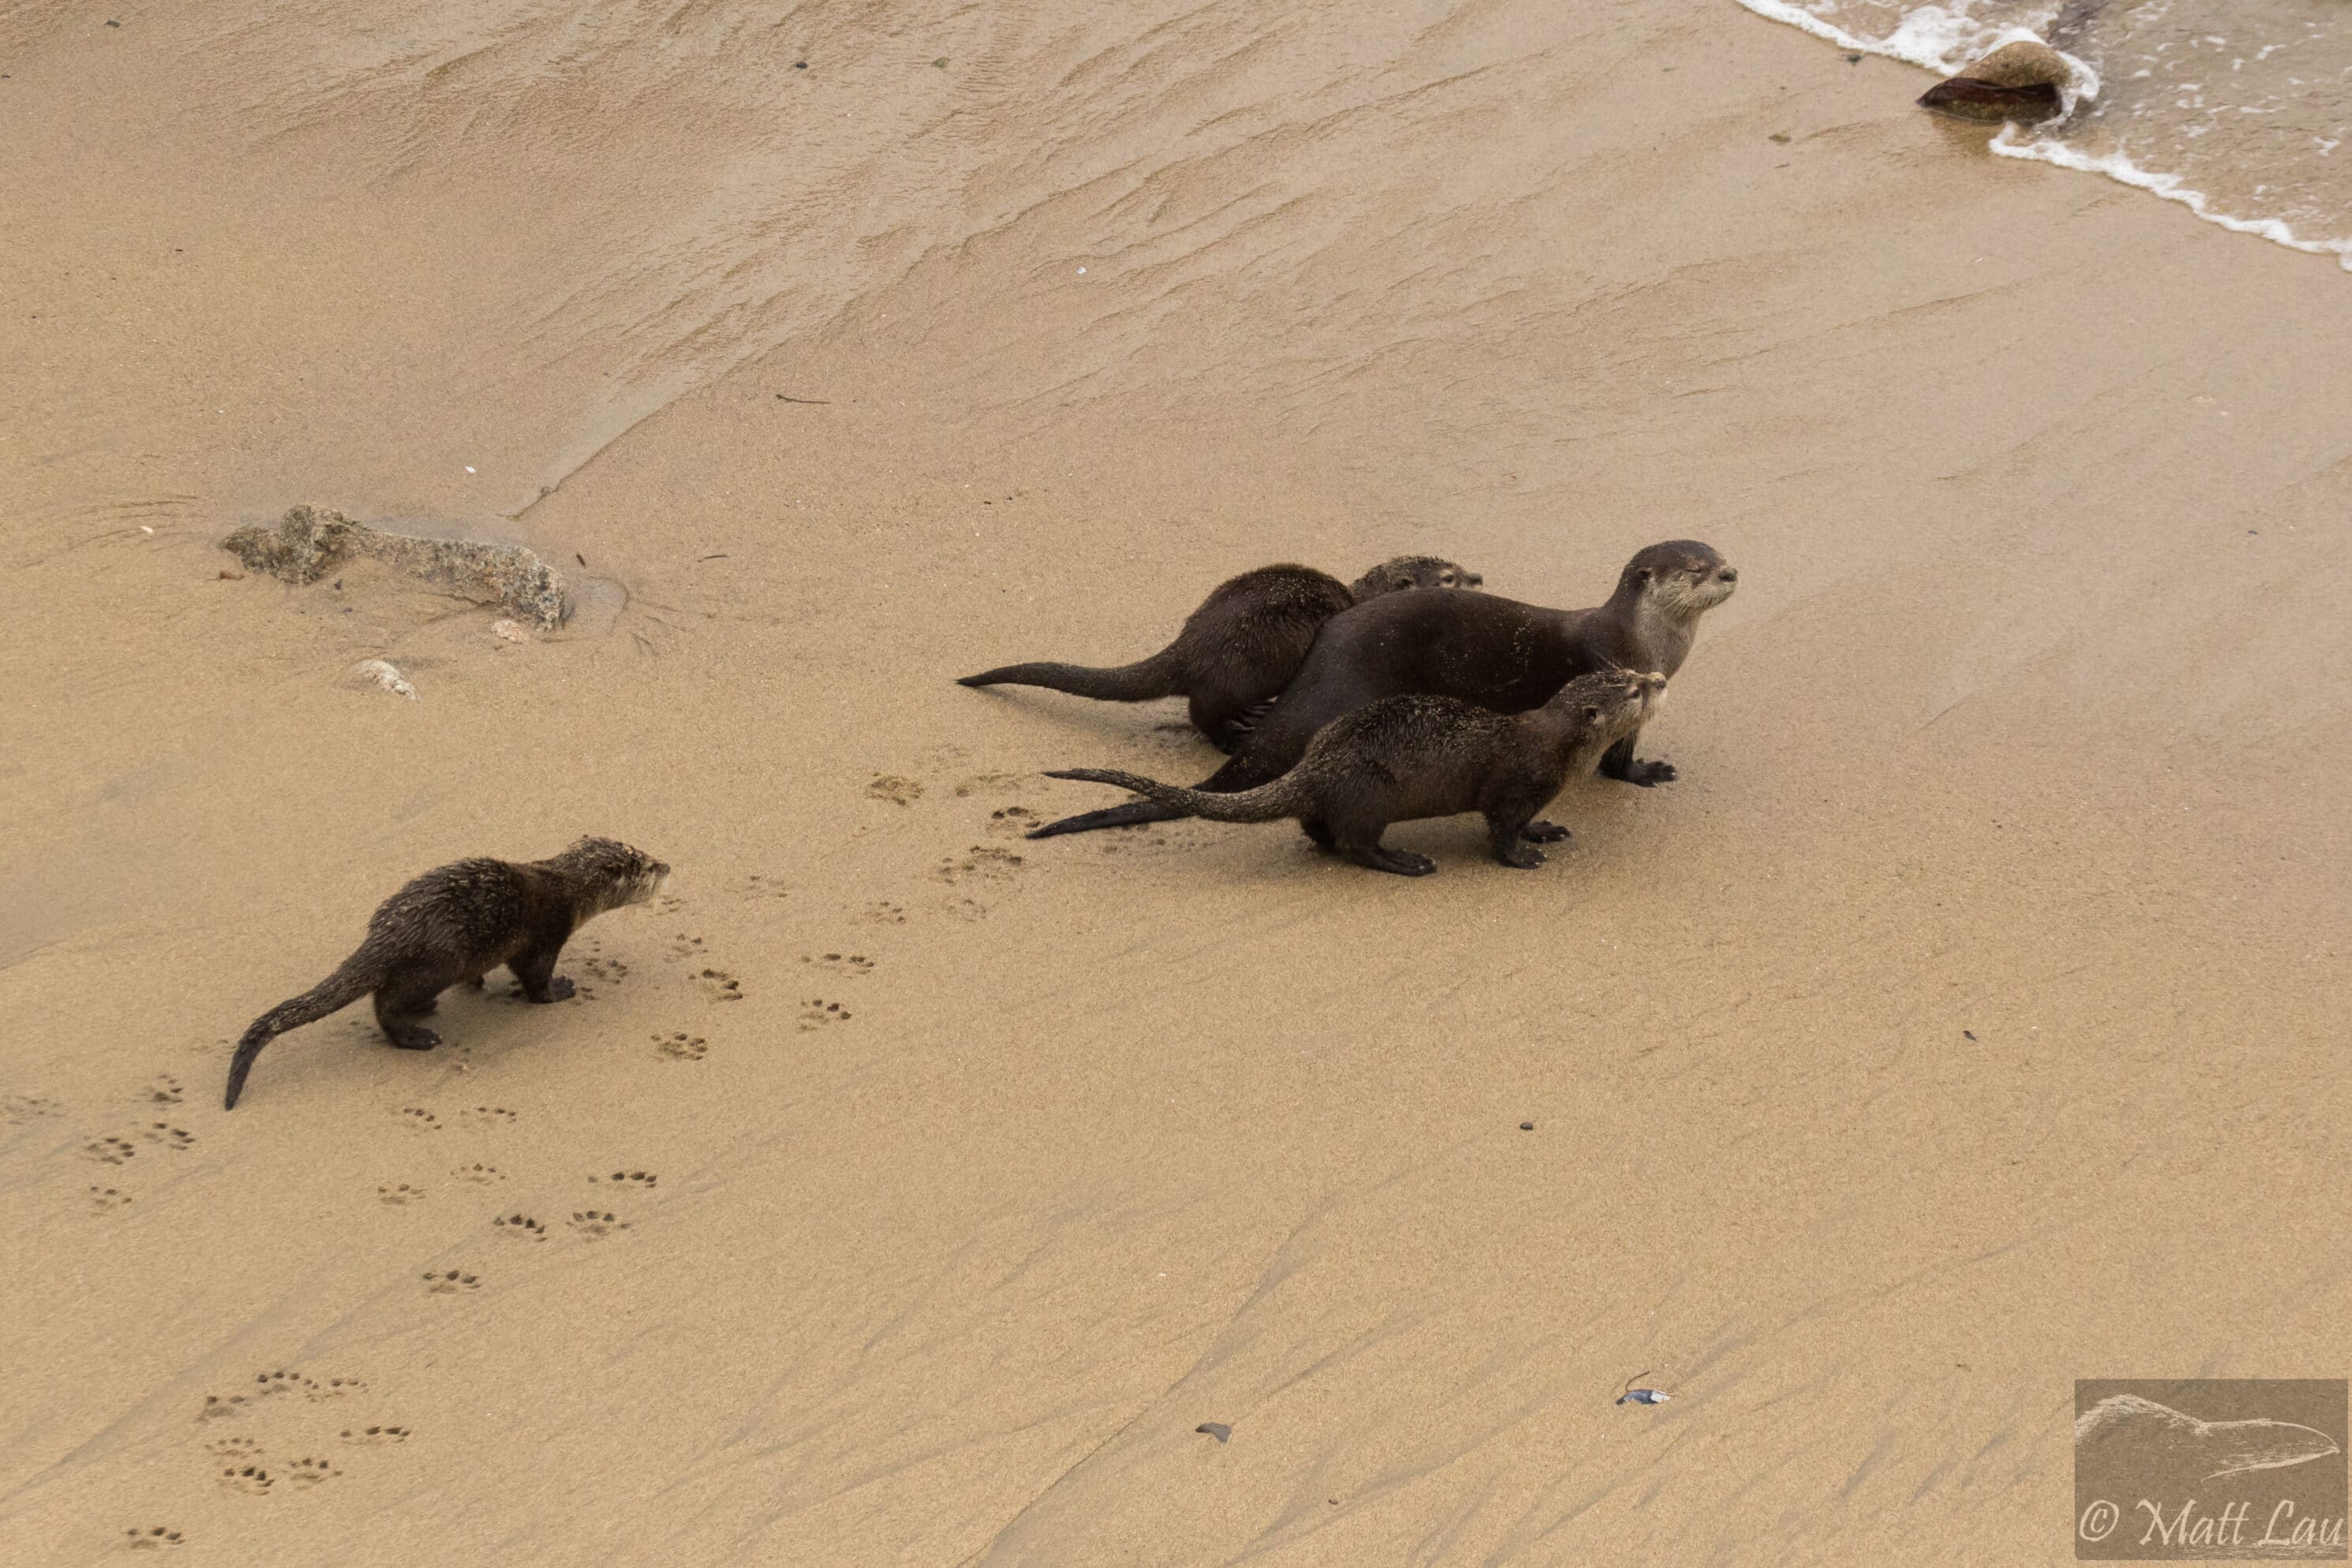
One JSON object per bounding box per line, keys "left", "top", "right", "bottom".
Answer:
{"left": 1363, "top": 849, "right": 1436, "bottom": 878}
{"left": 541, "top": 977, "right": 577, "bottom": 1002}
{"left": 1496, "top": 844, "right": 1548, "bottom": 870}
{"left": 1521, "top": 821, "right": 1571, "bottom": 843}
{"left": 391, "top": 1028, "right": 441, "bottom": 1051}
{"left": 1612, "top": 759, "right": 1676, "bottom": 787}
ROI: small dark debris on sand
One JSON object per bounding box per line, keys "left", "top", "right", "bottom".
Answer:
{"left": 1195, "top": 1423, "right": 1231, "bottom": 1443}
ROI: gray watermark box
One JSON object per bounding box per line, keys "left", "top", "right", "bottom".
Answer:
{"left": 2077, "top": 1379, "right": 2346, "bottom": 1559}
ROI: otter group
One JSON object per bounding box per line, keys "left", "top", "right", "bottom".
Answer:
{"left": 225, "top": 541, "right": 1733, "bottom": 1110}
{"left": 964, "top": 540, "right": 1738, "bottom": 865}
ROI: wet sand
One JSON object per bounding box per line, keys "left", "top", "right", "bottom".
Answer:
{"left": 3, "top": 2, "right": 2347, "bottom": 1563}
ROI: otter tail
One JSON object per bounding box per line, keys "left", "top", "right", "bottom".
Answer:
{"left": 223, "top": 954, "right": 378, "bottom": 1110}
{"left": 957, "top": 649, "right": 1182, "bottom": 703}
{"left": 1028, "top": 749, "right": 1275, "bottom": 839}
{"left": 1042, "top": 769, "right": 1303, "bottom": 827}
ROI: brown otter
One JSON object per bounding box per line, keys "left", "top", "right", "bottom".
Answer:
{"left": 1047, "top": 670, "right": 1663, "bottom": 876}
{"left": 958, "top": 556, "right": 1481, "bottom": 753}
{"left": 223, "top": 837, "right": 669, "bottom": 1110}
{"left": 1028, "top": 541, "right": 1736, "bottom": 839}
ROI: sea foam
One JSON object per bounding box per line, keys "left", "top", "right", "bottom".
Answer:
{"left": 1732, "top": 0, "right": 2352, "bottom": 271}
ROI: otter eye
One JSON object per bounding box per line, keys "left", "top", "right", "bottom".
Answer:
{"left": 1583, "top": 705, "right": 1601, "bottom": 720}
{"left": 1439, "top": 572, "right": 1455, "bottom": 586}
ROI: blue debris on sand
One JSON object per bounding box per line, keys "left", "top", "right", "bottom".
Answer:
{"left": 1616, "top": 1389, "right": 1672, "bottom": 1405}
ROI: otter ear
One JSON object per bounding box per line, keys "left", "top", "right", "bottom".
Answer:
{"left": 1633, "top": 567, "right": 1652, "bottom": 583}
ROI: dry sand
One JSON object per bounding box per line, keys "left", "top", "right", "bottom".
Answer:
{"left": 3, "top": 2, "right": 2347, "bottom": 1563}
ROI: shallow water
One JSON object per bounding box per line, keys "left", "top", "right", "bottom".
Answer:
{"left": 1738, "top": 0, "right": 2352, "bottom": 266}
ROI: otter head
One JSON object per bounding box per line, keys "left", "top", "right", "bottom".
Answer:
{"left": 1350, "top": 555, "right": 1483, "bottom": 598}
{"left": 552, "top": 836, "right": 671, "bottom": 911}
{"left": 1615, "top": 541, "right": 1737, "bottom": 618}
{"left": 1555, "top": 668, "right": 1666, "bottom": 741}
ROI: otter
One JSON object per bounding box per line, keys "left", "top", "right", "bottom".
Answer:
{"left": 1047, "top": 670, "right": 1664, "bottom": 876}
{"left": 223, "top": 837, "right": 669, "bottom": 1110}
{"left": 1028, "top": 541, "right": 1736, "bottom": 839}
{"left": 957, "top": 555, "right": 1481, "bottom": 753}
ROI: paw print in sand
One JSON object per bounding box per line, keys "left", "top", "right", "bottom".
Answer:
{"left": 867, "top": 773, "right": 923, "bottom": 806}
{"left": 83, "top": 1136, "right": 135, "bottom": 1166}
{"left": 798, "top": 1000, "right": 853, "bottom": 1031}
{"left": 140, "top": 1123, "right": 195, "bottom": 1151}
{"left": 667, "top": 933, "right": 706, "bottom": 960}
{"left": 578, "top": 946, "right": 629, "bottom": 987}
{"left": 697, "top": 968, "right": 742, "bottom": 1002}
{"left": 567, "top": 1211, "right": 630, "bottom": 1239}
{"left": 461, "top": 1105, "right": 518, "bottom": 1128}
{"left": 862, "top": 901, "right": 908, "bottom": 926}
{"left": 284, "top": 1457, "right": 339, "bottom": 1488}
{"left": 932, "top": 845, "right": 1024, "bottom": 885}
{"left": 951, "top": 772, "right": 1022, "bottom": 799}
{"left": 728, "top": 873, "right": 788, "bottom": 901}
{"left": 142, "top": 1075, "right": 184, "bottom": 1105}
{"left": 217, "top": 1464, "right": 272, "bottom": 1495}
{"left": 423, "top": 1270, "right": 481, "bottom": 1294}
{"left": 397, "top": 1107, "right": 441, "bottom": 1132}
{"left": 341, "top": 1424, "right": 410, "bottom": 1446}
{"left": 4, "top": 1094, "right": 63, "bottom": 1125}
{"left": 983, "top": 805, "right": 1039, "bottom": 838}
{"left": 452, "top": 1162, "right": 505, "bottom": 1184}
{"left": 377, "top": 1183, "right": 426, "bottom": 1206}
{"left": 801, "top": 952, "right": 874, "bottom": 977}
{"left": 206, "top": 1436, "right": 262, "bottom": 1461}
{"left": 492, "top": 1213, "right": 546, "bottom": 1242}
{"left": 124, "top": 1525, "right": 185, "bottom": 1549}
{"left": 88, "top": 1186, "right": 133, "bottom": 1213}
{"left": 656, "top": 1032, "right": 708, "bottom": 1061}
{"left": 590, "top": 1169, "right": 657, "bottom": 1188}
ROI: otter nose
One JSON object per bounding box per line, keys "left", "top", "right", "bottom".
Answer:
{"left": 1465, "top": 572, "right": 1483, "bottom": 587}
{"left": 1717, "top": 567, "right": 1738, "bottom": 583}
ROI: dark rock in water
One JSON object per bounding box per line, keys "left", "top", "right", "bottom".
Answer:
{"left": 1919, "top": 38, "right": 2072, "bottom": 125}
{"left": 1916, "top": 77, "right": 2062, "bottom": 124}
{"left": 1961, "top": 39, "right": 2073, "bottom": 90}
{"left": 222, "top": 505, "right": 570, "bottom": 628}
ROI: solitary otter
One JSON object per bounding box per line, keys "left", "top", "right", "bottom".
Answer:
{"left": 1048, "top": 670, "right": 1663, "bottom": 876}
{"left": 1028, "top": 541, "right": 1736, "bottom": 839}
{"left": 958, "top": 556, "right": 1480, "bottom": 752}
{"left": 223, "top": 837, "right": 669, "bottom": 1110}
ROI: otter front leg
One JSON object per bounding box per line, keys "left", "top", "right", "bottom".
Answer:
{"left": 510, "top": 946, "right": 576, "bottom": 1004}
{"left": 1598, "top": 732, "right": 1676, "bottom": 787}
{"left": 1521, "top": 821, "right": 1571, "bottom": 843}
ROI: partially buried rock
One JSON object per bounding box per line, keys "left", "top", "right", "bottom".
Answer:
{"left": 1917, "top": 39, "right": 2070, "bottom": 124}
{"left": 347, "top": 659, "right": 418, "bottom": 701}
{"left": 221, "top": 505, "right": 570, "bottom": 629}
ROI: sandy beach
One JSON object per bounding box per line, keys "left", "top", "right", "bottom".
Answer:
{"left": 4, "top": 2, "right": 2347, "bottom": 1562}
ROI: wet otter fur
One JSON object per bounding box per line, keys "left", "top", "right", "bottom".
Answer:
{"left": 1028, "top": 541, "right": 1735, "bottom": 839}
{"left": 223, "top": 837, "right": 669, "bottom": 1110}
{"left": 958, "top": 555, "right": 1480, "bottom": 752}
{"left": 1047, "top": 670, "right": 1663, "bottom": 876}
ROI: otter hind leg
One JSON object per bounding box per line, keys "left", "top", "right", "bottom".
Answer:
{"left": 1346, "top": 843, "right": 1436, "bottom": 877}
{"left": 1333, "top": 821, "right": 1434, "bottom": 876}
{"left": 1521, "top": 820, "right": 1571, "bottom": 843}
{"left": 373, "top": 975, "right": 446, "bottom": 1050}
{"left": 1597, "top": 732, "right": 1676, "bottom": 787}
{"left": 1299, "top": 817, "right": 1337, "bottom": 851}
